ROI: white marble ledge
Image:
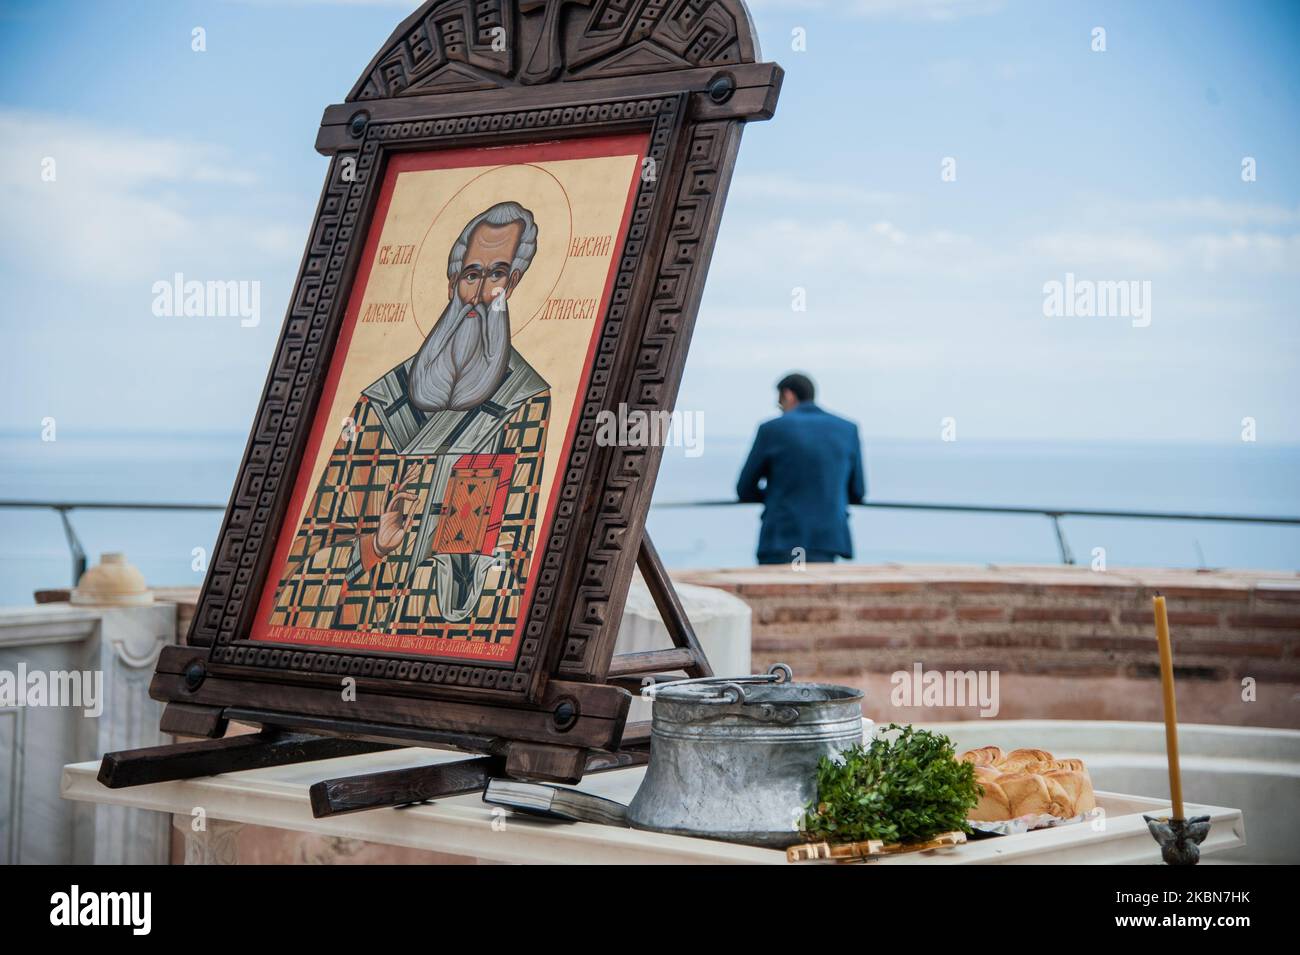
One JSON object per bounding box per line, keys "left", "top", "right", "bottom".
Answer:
{"left": 0, "top": 603, "right": 102, "bottom": 647}
{"left": 61, "top": 747, "right": 1245, "bottom": 865}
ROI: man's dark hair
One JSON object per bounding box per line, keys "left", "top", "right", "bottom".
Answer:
{"left": 776, "top": 372, "right": 815, "bottom": 403}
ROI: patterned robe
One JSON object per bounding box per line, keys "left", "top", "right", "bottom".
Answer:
{"left": 269, "top": 347, "right": 549, "bottom": 650}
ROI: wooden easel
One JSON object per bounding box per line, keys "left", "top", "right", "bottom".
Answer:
{"left": 94, "top": 0, "right": 778, "bottom": 823}
{"left": 97, "top": 532, "right": 710, "bottom": 818}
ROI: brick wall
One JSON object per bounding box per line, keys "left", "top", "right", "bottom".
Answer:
{"left": 676, "top": 564, "right": 1300, "bottom": 729}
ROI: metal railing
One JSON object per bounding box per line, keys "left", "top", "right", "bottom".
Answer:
{"left": 0, "top": 500, "right": 227, "bottom": 585}
{"left": 3, "top": 497, "right": 1298, "bottom": 584}
{"left": 653, "top": 499, "right": 1300, "bottom": 566}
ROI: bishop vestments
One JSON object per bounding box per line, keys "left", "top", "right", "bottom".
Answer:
{"left": 269, "top": 347, "right": 550, "bottom": 647}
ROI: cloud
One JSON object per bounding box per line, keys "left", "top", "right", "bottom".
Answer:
{"left": 1022, "top": 196, "right": 1300, "bottom": 274}
{"left": 730, "top": 173, "right": 899, "bottom": 208}
{"left": 1101, "top": 197, "right": 1300, "bottom": 228}
{"left": 0, "top": 110, "right": 301, "bottom": 286}
{"left": 0, "top": 110, "right": 257, "bottom": 188}
{"left": 851, "top": 0, "right": 1006, "bottom": 19}
{"left": 1024, "top": 232, "right": 1181, "bottom": 273}
{"left": 928, "top": 57, "right": 1033, "bottom": 85}
{"left": 748, "top": 0, "right": 1006, "bottom": 21}
{"left": 1027, "top": 229, "right": 1300, "bottom": 275}
{"left": 226, "top": 0, "right": 419, "bottom": 7}
{"left": 713, "top": 214, "right": 1000, "bottom": 289}
{"left": 1187, "top": 231, "right": 1300, "bottom": 274}
{"left": 718, "top": 194, "right": 1296, "bottom": 290}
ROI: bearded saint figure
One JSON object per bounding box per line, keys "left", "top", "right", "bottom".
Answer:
{"left": 269, "top": 201, "right": 550, "bottom": 643}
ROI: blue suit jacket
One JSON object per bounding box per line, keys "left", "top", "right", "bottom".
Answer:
{"left": 736, "top": 403, "right": 866, "bottom": 560}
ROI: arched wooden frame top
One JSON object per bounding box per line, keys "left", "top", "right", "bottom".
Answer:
{"left": 349, "top": 0, "right": 762, "bottom": 100}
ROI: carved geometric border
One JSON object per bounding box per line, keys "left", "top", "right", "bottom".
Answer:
{"left": 349, "top": 0, "right": 758, "bottom": 101}
{"left": 191, "top": 94, "right": 686, "bottom": 698}
{"left": 558, "top": 118, "right": 738, "bottom": 675}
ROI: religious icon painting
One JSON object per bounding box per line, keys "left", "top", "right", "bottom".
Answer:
{"left": 105, "top": 0, "right": 781, "bottom": 783}
{"left": 249, "top": 133, "right": 649, "bottom": 664}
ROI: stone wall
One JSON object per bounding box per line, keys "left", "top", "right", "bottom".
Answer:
{"left": 676, "top": 564, "right": 1300, "bottom": 730}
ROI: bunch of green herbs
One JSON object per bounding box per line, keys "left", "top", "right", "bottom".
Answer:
{"left": 800, "top": 723, "right": 980, "bottom": 844}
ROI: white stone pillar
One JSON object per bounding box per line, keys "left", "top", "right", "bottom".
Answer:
{"left": 1, "top": 601, "right": 174, "bottom": 863}
{"left": 613, "top": 572, "right": 752, "bottom": 723}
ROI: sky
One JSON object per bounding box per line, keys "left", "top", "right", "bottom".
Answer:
{"left": 0, "top": 0, "right": 1297, "bottom": 445}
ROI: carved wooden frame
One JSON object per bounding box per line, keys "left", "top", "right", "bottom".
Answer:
{"left": 149, "top": 0, "right": 781, "bottom": 765}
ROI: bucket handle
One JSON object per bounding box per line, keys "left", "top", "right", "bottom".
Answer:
{"left": 644, "top": 663, "right": 793, "bottom": 705}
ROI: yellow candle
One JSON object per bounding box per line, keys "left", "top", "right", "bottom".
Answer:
{"left": 1153, "top": 594, "right": 1184, "bottom": 820}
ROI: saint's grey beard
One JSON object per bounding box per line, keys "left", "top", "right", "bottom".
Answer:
{"left": 408, "top": 293, "right": 511, "bottom": 413}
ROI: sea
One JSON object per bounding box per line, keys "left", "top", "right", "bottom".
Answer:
{"left": 1, "top": 430, "right": 1297, "bottom": 605}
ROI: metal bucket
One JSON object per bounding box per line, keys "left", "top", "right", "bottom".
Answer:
{"left": 627, "top": 664, "right": 864, "bottom": 847}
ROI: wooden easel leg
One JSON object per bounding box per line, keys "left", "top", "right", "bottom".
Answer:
{"left": 98, "top": 730, "right": 396, "bottom": 789}
{"left": 635, "top": 532, "right": 712, "bottom": 678}
{"left": 310, "top": 755, "right": 505, "bottom": 817}
{"left": 607, "top": 531, "right": 713, "bottom": 688}
{"left": 308, "top": 745, "right": 653, "bottom": 818}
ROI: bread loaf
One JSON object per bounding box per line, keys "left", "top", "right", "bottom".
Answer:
{"left": 969, "top": 777, "right": 1011, "bottom": 822}
{"left": 959, "top": 747, "right": 1096, "bottom": 821}
{"left": 960, "top": 746, "right": 1003, "bottom": 767}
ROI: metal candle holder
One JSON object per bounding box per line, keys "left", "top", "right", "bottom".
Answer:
{"left": 1143, "top": 814, "right": 1211, "bottom": 865}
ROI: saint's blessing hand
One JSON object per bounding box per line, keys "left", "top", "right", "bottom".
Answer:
{"left": 375, "top": 464, "right": 420, "bottom": 556}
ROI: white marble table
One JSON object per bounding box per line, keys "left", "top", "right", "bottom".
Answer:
{"left": 61, "top": 746, "right": 1246, "bottom": 865}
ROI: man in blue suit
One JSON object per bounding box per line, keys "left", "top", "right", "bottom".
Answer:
{"left": 736, "top": 373, "right": 866, "bottom": 565}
